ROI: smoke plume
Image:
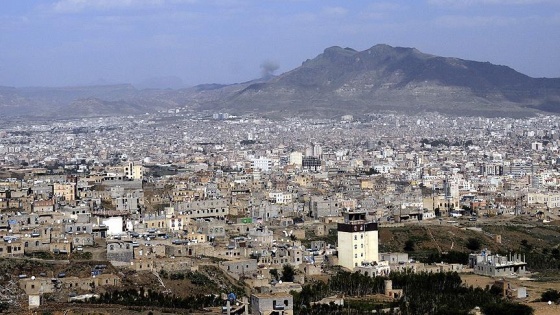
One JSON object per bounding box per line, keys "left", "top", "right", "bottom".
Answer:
{"left": 260, "top": 60, "right": 279, "bottom": 78}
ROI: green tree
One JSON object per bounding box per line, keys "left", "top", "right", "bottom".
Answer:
{"left": 281, "top": 264, "right": 295, "bottom": 282}
{"left": 404, "top": 239, "right": 415, "bottom": 252}
{"left": 466, "top": 238, "right": 482, "bottom": 251}
{"left": 270, "top": 269, "right": 279, "bottom": 281}
{"left": 541, "top": 289, "right": 560, "bottom": 303}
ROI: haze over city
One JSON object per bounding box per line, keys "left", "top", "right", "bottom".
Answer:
{"left": 4, "top": 1, "right": 560, "bottom": 315}
{"left": 1, "top": 0, "right": 560, "bottom": 88}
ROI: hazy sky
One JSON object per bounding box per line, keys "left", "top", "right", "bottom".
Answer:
{"left": 1, "top": 0, "right": 559, "bottom": 87}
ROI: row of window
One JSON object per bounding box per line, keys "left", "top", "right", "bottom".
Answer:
{"left": 68, "top": 226, "right": 89, "bottom": 232}
{"left": 186, "top": 209, "right": 227, "bottom": 215}
{"left": 353, "top": 234, "right": 365, "bottom": 240}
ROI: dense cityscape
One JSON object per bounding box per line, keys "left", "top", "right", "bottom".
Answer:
{"left": 2, "top": 109, "right": 560, "bottom": 314}
{"left": 3, "top": 0, "right": 560, "bottom": 312}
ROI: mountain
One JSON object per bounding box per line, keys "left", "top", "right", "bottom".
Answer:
{"left": 134, "top": 76, "right": 185, "bottom": 90}
{"left": 1, "top": 44, "right": 559, "bottom": 119}
{"left": 211, "top": 44, "right": 560, "bottom": 117}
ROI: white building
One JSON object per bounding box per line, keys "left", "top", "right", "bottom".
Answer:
{"left": 268, "top": 192, "right": 293, "bottom": 204}
{"left": 251, "top": 157, "right": 272, "bottom": 172}
{"left": 337, "top": 211, "right": 379, "bottom": 270}
{"left": 102, "top": 216, "right": 123, "bottom": 236}
{"left": 289, "top": 151, "right": 303, "bottom": 167}
{"left": 124, "top": 161, "right": 144, "bottom": 180}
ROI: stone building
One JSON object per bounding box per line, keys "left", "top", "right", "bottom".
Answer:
{"left": 469, "top": 249, "right": 527, "bottom": 277}
{"left": 107, "top": 241, "right": 134, "bottom": 263}
{"left": 250, "top": 292, "right": 293, "bottom": 315}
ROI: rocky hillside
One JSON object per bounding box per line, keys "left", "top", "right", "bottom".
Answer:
{"left": 1, "top": 44, "right": 559, "bottom": 119}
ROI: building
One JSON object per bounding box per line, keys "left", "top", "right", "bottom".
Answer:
{"left": 250, "top": 292, "right": 293, "bottom": 315}
{"left": 251, "top": 157, "right": 272, "bottom": 172}
{"left": 289, "top": 151, "right": 303, "bottom": 167}
{"left": 301, "top": 156, "right": 321, "bottom": 172}
{"left": 480, "top": 163, "right": 503, "bottom": 176}
{"left": 337, "top": 211, "right": 379, "bottom": 270}
{"left": 469, "top": 249, "right": 527, "bottom": 277}
{"left": 53, "top": 183, "right": 76, "bottom": 201}
{"left": 124, "top": 161, "right": 144, "bottom": 180}
{"left": 107, "top": 241, "right": 134, "bottom": 264}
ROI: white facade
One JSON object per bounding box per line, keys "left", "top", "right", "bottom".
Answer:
{"left": 251, "top": 157, "right": 272, "bottom": 172}
{"left": 102, "top": 216, "right": 123, "bottom": 236}
{"left": 337, "top": 212, "right": 379, "bottom": 270}
{"left": 289, "top": 151, "right": 303, "bottom": 166}
{"left": 124, "top": 161, "right": 143, "bottom": 180}
{"left": 268, "top": 192, "right": 293, "bottom": 204}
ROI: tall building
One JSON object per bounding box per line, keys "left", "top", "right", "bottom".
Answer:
{"left": 289, "top": 151, "right": 303, "bottom": 167}
{"left": 337, "top": 211, "right": 379, "bottom": 270}
{"left": 251, "top": 157, "right": 272, "bottom": 172}
{"left": 302, "top": 156, "right": 321, "bottom": 172}
{"left": 124, "top": 161, "right": 143, "bottom": 180}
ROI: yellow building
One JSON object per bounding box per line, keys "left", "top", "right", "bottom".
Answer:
{"left": 337, "top": 211, "right": 379, "bottom": 270}
{"left": 53, "top": 183, "right": 75, "bottom": 201}
{"left": 124, "top": 161, "right": 144, "bottom": 180}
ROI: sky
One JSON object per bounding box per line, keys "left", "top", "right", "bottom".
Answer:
{"left": 1, "top": 0, "right": 559, "bottom": 88}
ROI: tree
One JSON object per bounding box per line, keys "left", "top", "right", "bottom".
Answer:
{"left": 281, "top": 264, "right": 295, "bottom": 282}
{"left": 520, "top": 239, "right": 533, "bottom": 251}
{"left": 541, "top": 289, "right": 560, "bottom": 303}
{"left": 0, "top": 301, "right": 8, "bottom": 313}
{"left": 404, "top": 240, "right": 415, "bottom": 252}
{"left": 270, "top": 269, "right": 279, "bottom": 281}
{"left": 552, "top": 248, "right": 560, "bottom": 259}
{"left": 466, "top": 238, "right": 482, "bottom": 251}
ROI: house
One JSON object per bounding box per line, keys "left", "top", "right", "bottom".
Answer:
{"left": 107, "top": 241, "right": 134, "bottom": 264}
{"left": 469, "top": 249, "right": 527, "bottom": 277}
{"left": 250, "top": 292, "right": 293, "bottom": 315}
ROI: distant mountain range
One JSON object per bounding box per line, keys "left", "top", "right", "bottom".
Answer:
{"left": 1, "top": 44, "right": 559, "bottom": 119}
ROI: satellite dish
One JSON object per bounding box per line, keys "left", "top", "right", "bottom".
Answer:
{"left": 7, "top": 240, "right": 11, "bottom": 244}
{"left": 31, "top": 276, "right": 35, "bottom": 280}
{"left": 278, "top": 280, "right": 282, "bottom": 284}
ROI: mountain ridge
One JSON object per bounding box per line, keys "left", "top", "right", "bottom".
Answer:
{"left": 211, "top": 44, "right": 560, "bottom": 117}
{"left": 1, "top": 44, "right": 559, "bottom": 118}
